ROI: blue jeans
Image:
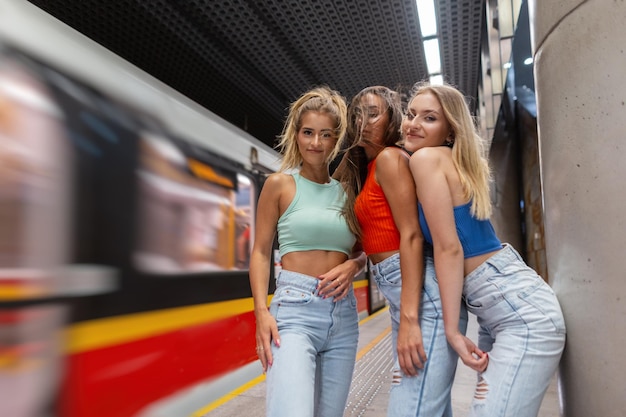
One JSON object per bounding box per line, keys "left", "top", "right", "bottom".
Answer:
{"left": 266, "top": 270, "right": 359, "bottom": 417}
{"left": 464, "top": 244, "right": 566, "bottom": 417}
{"left": 370, "top": 253, "right": 468, "bottom": 417}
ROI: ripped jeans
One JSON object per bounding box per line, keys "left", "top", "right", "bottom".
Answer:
{"left": 464, "top": 244, "right": 566, "bottom": 417}
{"left": 370, "top": 252, "right": 468, "bottom": 417}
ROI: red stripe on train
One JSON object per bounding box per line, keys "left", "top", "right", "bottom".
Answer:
{"left": 57, "top": 286, "right": 369, "bottom": 417}
{"left": 57, "top": 311, "right": 257, "bottom": 417}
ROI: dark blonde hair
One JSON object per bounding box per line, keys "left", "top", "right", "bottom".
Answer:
{"left": 408, "top": 81, "right": 492, "bottom": 219}
{"left": 333, "top": 86, "right": 403, "bottom": 236}
{"left": 276, "top": 86, "right": 348, "bottom": 171}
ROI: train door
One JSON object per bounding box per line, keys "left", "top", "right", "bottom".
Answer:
{"left": 0, "top": 44, "right": 118, "bottom": 417}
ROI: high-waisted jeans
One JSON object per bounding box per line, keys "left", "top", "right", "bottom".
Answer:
{"left": 464, "top": 244, "right": 566, "bottom": 417}
{"left": 266, "top": 270, "right": 359, "bottom": 417}
{"left": 370, "top": 253, "right": 468, "bottom": 417}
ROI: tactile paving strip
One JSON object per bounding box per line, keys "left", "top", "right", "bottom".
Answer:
{"left": 344, "top": 331, "right": 393, "bottom": 417}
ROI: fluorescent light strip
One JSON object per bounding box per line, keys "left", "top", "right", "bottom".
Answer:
{"left": 423, "top": 38, "right": 441, "bottom": 74}
{"left": 416, "top": 0, "right": 442, "bottom": 80}
{"left": 429, "top": 74, "right": 444, "bottom": 85}
{"left": 416, "top": 0, "right": 438, "bottom": 37}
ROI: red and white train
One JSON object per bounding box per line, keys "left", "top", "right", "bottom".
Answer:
{"left": 0, "top": 2, "right": 384, "bottom": 417}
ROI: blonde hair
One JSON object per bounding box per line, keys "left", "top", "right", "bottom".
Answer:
{"left": 277, "top": 86, "right": 348, "bottom": 171}
{"left": 333, "top": 86, "right": 403, "bottom": 236}
{"left": 409, "top": 81, "right": 492, "bottom": 219}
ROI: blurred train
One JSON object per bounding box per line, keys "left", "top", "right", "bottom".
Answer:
{"left": 0, "top": 2, "right": 384, "bottom": 417}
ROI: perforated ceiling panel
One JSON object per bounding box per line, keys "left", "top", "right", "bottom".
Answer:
{"left": 27, "top": 0, "right": 485, "bottom": 147}
{"left": 438, "top": 1, "right": 484, "bottom": 110}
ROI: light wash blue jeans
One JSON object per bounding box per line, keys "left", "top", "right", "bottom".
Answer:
{"left": 266, "top": 270, "right": 359, "bottom": 417}
{"left": 370, "top": 252, "right": 468, "bottom": 417}
{"left": 464, "top": 244, "right": 566, "bottom": 417}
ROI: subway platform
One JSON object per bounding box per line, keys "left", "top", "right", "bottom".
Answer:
{"left": 202, "top": 307, "right": 561, "bottom": 417}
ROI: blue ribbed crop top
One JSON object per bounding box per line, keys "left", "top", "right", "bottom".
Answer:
{"left": 418, "top": 201, "right": 502, "bottom": 258}
{"left": 277, "top": 173, "right": 356, "bottom": 257}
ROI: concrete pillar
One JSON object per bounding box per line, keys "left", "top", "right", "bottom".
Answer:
{"left": 530, "top": 1, "right": 626, "bottom": 416}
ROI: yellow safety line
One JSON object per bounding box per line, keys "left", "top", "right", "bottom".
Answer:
{"left": 191, "top": 306, "right": 390, "bottom": 416}
{"left": 355, "top": 321, "right": 391, "bottom": 361}
{"left": 190, "top": 374, "right": 267, "bottom": 417}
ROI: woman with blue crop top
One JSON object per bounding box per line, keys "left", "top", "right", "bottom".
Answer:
{"left": 249, "top": 86, "right": 366, "bottom": 417}
{"left": 334, "top": 85, "right": 467, "bottom": 417}
{"left": 402, "top": 81, "right": 566, "bottom": 417}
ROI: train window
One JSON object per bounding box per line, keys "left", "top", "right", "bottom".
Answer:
{"left": 234, "top": 175, "right": 253, "bottom": 269}
{"left": 133, "top": 133, "right": 256, "bottom": 274}
{"left": 0, "top": 54, "right": 73, "bottom": 298}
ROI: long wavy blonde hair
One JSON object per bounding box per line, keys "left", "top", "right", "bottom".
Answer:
{"left": 409, "top": 81, "right": 492, "bottom": 219}
{"left": 276, "top": 86, "right": 348, "bottom": 172}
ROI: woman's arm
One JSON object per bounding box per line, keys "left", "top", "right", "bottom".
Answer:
{"left": 410, "top": 148, "right": 487, "bottom": 372}
{"left": 249, "top": 174, "right": 283, "bottom": 372}
{"left": 377, "top": 148, "right": 426, "bottom": 376}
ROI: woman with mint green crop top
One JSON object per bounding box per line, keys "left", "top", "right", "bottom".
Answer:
{"left": 277, "top": 173, "right": 355, "bottom": 257}
{"left": 249, "top": 86, "right": 366, "bottom": 417}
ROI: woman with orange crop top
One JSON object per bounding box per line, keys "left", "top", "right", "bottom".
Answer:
{"left": 334, "top": 86, "right": 467, "bottom": 417}
{"left": 403, "top": 81, "right": 565, "bottom": 417}
{"left": 249, "top": 86, "right": 366, "bottom": 417}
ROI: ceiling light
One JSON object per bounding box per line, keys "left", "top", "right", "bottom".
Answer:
{"left": 429, "top": 74, "right": 443, "bottom": 85}
{"left": 423, "top": 38, "right": 441, "bottom": 74}
{"left": 416, "top": 0, "right": 438, "bottom": 37}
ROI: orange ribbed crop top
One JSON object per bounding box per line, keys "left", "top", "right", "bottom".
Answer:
{"left": 354, "top": 158, "right": 400, "bottom": 255}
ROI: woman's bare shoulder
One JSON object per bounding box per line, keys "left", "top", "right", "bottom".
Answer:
{"left": 264, "top": 172, "right": 294, "bottom": 187}
{"left": 411, "top": 146, "right": 449, "bottom": 160}
{"left": 378, "top": 145, "right": 406, "bottom": 158}
{"left": 376, "top": 146, "right": 409, "bottom": 167}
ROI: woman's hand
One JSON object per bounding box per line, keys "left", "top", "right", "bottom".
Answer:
{"left": 397, "top": 321, "right": 427, "bottom": 376}
{"left": 255, "top": 308, "right": 280, "bottom": 373}
{"left": 317, "top": 257, "right": 361, "bottom": 301}
{"left": 447, "top": 331, "right": 489, "bottom": 372}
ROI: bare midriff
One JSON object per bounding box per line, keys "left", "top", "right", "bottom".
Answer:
{"left": 368, "top": 249, "right": 399, "bottom": 265}
{"left": 281, "top": 250, "right": 349, "bottom": 278}
{"left": 464, "top": 249, "right": 502, "bottom": 277}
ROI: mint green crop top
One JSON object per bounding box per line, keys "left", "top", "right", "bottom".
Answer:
{"left": 277, "top": 173, "right": 356, "bottom": 257}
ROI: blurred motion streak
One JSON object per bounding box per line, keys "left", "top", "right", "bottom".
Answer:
{"left": 0, "top": 3, "right": 375, "bottom": 416}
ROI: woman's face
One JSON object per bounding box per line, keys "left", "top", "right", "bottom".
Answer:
{"left": 402, "top": 92, "right": 451, "bottom": 153}
{"left": 296, "top": 111, "right": 337, "bottom": 168}
{"left": 355, "top": 93, "right": 390, "bottom": 154}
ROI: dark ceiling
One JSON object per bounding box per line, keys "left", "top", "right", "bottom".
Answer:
{"left": 27, "top": 0, "right": 485, "bottom": 149}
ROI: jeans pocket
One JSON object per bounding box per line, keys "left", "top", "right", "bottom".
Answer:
{"left": 374, "top": 267, "right": 401, "bottom": 287}
{"left": 464, "top": 282, "right": 504, "bottom": 311}
{"left": 374, "top": 269, "right": 401, "bottom": 308}
{"left": 518, "top": 282, "right": 567, "bottom": 334}
{"left": 273, "top": 285, "right": 314, "bottom": 306}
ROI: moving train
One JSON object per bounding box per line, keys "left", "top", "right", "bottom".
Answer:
{"left": 0, "top": 2, "right": 384, "bottom": 417}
